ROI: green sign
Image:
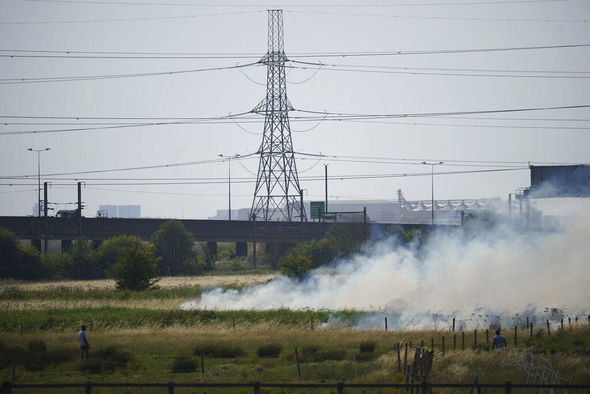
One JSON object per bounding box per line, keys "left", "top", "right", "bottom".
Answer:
{"left": 310, "top": 201, "right": 325, "bottom": 219}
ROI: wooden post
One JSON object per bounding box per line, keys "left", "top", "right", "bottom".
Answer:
{"left": 409, "top": 340, "right": 412, "bottom": 348}
{"left": 310, "top": 318, "right": 314, "bottom": 330}
{"left": 453, "top": 334, "right": 456, "bottom": 352}
{"left": 397, "top": 342, "right": 402, "bottom": 372}
{"left": 420, "top": 340, "right": 424, "bottom": 348}
{"left": 486, "top": 329, "right": 489, "bottom": 343}
{"left": 452, "top": 317, "right": 455, "bottom": 332}
{"left": 294, "top": 347, "right": 301, "bottom": 379}
{"left": 474, "top": 329, "right": 477, "bottom": 349}
{"left": 560, "top": 318, "right": 564, "bottom": 330}
{"left": 530, "top": 322, "right": 533, "bottom": 338}
{"left": 442, "top": 336, "right": 445, "bottom": 355}
{"left": 200, "top": 354, "right": 204, "bottom": 376}
{"left": 568, "top": 316, "right": 571, "bottom": 329}
{"left": 505, "top": 381, "right": 511, "bottom": 394}
{"left": 85, "top": 381, "right": 92, "bottom": 394}
{"left": 514, "top": 325, "right": 518, "bottom": 347}
{"left": 526, "top": 316, "right": 529, "bottom": 330}
{"left": 461, "top": 331, "right": 465, "bottom": 351}
{"left": 385, "top": 317, "right": 388, "bottom": 331}
{"left": 232, "top": 317, "right": 235, "bottom": 330}
{"left": 404, "top": 343, "right": 408, "bottom": 370}
{"left": 167, "top": 381, "right": 174, "bottom": 394}
{"left": 546, "top": 320, "right": 551, "bottom": 336}
{"left": 253, "top": 381, "right": 260, "bottom": 394}
{"left": 431, "top": 338, "right": 434, "bottom": 352}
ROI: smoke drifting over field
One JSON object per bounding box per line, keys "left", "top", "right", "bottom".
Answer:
{"left": 181, "top": 201, "right": 590, "bottom": 329}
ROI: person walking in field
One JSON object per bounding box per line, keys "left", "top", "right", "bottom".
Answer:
{"left": 492, "top": 329, "right": 507, "bottom": 351}
{"left": 78, "top": 325, "right": 90, "bottom": 359}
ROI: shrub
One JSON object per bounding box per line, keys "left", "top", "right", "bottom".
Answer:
{"left": 193, "top": 342, "right": 244, "bottom": 358}
{"left": 359, "top": 340, "right": 375, "bottom": 353}
{"left": 107, "top": 247, "right": 159, "bottom": 291}
{"left": 279, "top": 255, "right": 312, "bottom": 278}
{"left": 151, "top": 220, "right": 197, "bottom": 276}
{"left": 171, "top": 355, "right": 197, "bottom": 373}
{"left": 257, "top": 343, "right": 283, "bottom": 358}
{"left": 80, "top": 346, "right": 131, "bottom": 374}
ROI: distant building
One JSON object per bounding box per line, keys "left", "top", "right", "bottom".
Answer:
{"left": 98, "top": 204, "right": 140, "bottom": 218}
{"left": 118, "top": 205, "right": 141, "bottom": 218}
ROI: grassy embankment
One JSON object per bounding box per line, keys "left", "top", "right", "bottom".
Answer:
{"left": 1, "top": 276, "right": 590, "bottom": 393}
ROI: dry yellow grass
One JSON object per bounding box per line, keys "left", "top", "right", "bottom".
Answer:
{"left": 0, "top": 298, "right": 187, "bottom": 310}
{"left": 0, "top": 274, "right": 276, "bottom": 291}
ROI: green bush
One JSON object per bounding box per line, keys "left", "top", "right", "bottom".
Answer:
{"left": 171, "top": 355, "right": 197, "bottom": 373}
{"left": 151, "top": 220, "right": 198, "bottom": 276}
{"left": 80, "top": 346, "right": 131, "bottom": 374}
{"left": 0, "top": 228, "right": 46, "bottom": 280}
{"left": 257, "top": 343, "right": 283, "bottom": 358}
{"left": 359, "top": 340, "right": 375, "bottom": 353}
{"left": 279, "top": 255, "right": 312, "bottom": 278}
{"left": 107, "top": 247, "right": 160, "bottom": 291}
{"left": 193, "top": 342, "right": 244, "bottom": 358}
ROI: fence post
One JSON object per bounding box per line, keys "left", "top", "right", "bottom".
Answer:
{"left": 232, "top": 317, "right": 235, "bottom": 330}
{"left": 453, "top": 334, "right": 456, "bottom": 352}
{"left": 85, "top": 381, "right": 92, "bottom": 394}
{"left": 421, "top": 340, "right": 424, "bottom": 348}
{"left": 514, "top": 325, "right": 518, "bottom": 347}
{"left": 530, "top": 322, "right": 533, "bottom": 338}
{"left": 310, "top": 318, "right": 314, "bottom": 330}
{"left": 474, "top": 329, "right": 477, "bottom": 349}
{"left": 505, "top": 381, "right": 511, "bottom": 394}
{"left": 200, "top": 354, "right": 204, "bottom": 376}
{"left": 561, "top": 318, "right": 564, "bottom": 330}
{"left": 404, "top": 343, "right": 408, "bottom": 370}
{"left": 385, "top": 317, "right": 388, "bottom": 331}
{"left": 486, "top": 329, "right": 489, "bottom": 343}
{"left": 253, "top": 381, "right": 260, "bottom": 394}
{"left": 431, "top": 338, "right": 434, "bottom": 352}
{"left": 397, "top": 343, "right": 402, "bottom": 372}
{"left": 294, "top": 347, "right": 301, "bottom": 379}
{"left": 337, "top": 381, "right": 344, "bottom": 394}
{"left": 442, "top": 336, "right": 445, "bottom": 356}
{"left": 422, "top": 381, "right": 428, "bottom": 394}
{"left": 167, "top": 381, "right": 174, "bottom": 394}
{"left": 546, "top": 320, "right": 551, "bottom": 336}
{"left": 462, "top": 332, "right": 465, "bottom": 351}
{"left": 526, "top": 316, "right": 529, "bottom": 329}
{"left": 452, "top": 317, "right": 455, "bottom": 332}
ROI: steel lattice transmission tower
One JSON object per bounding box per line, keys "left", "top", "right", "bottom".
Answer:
{"left": 250, "top": 10, "right": 307, "bottom": 222}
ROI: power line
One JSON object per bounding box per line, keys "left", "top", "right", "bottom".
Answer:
{"left": 0, "top": 62, "right": 261, "bottom": 84}
{"left": 2, "top": 43, "right": 589, "bottom": 60}
{"left": 287, "top": 62, "right": 590, "bottom": 79}
{"left": 0, "top": 10, "right": 263, "bottom": 25}
{"left": 286, "top": 10, "right": 590, "bottom": 24}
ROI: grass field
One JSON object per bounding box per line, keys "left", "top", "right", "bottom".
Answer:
{"left": 1, "top": 276, "right": 589, "bottom": 393}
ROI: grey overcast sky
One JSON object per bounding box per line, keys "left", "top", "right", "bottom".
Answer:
{"left": 1, "top": 0, "right": 589, "bottom": 219}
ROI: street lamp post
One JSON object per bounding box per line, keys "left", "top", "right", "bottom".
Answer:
{"left": 219, "top": 154, "right": 240, "bottom": 221}
{"left": 422, "top": 161, "right": 443, "bottom": 225}
{"left": 28, "top": 148, "right": 50, "bottom": 217}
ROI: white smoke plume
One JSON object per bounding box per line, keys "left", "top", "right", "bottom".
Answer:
{"left": 181, "top": 200, "right": 590, "bottom": 330}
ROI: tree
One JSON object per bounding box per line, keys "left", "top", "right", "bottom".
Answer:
{"left": 66, "top": 238, "right": 97, "bottom": 279}
{"left": 280, "top": 255, "right": 312, "bottom": 279}
{"left": 0, "top": 227, "right": 46, "bottom": 280}
{"left": 151, "top": 220, "right": 196, "bottom": 275}
{"left": 94, "top": 235, "right": 148, "bottom": 277}
{"left": 107, "top": 247, "right": 159, "bottom": 291}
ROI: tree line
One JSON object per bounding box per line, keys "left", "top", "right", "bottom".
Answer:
{"left": 0, "top": 220, "right": 208, "bottom": 288}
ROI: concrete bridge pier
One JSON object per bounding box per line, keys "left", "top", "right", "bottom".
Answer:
{"left": 235, "top": 242, "right": 248, "bottom": 257}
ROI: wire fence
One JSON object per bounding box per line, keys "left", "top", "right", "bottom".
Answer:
{"left": 3, "top": 381, "right": 590, "bottom": 394}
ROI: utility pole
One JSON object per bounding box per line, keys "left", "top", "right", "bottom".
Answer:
{"left": 250, "top": 10, "right": 306, "bottom": 222}
{"left": 324, "top": 164, "right": 328, "bottom": 215}
{"left": 28, "top": 147, "right": 50, "bottom": 217}
{"left": 422, "top": 161, "right": 443, "bottom": 225}
{"left": 43, "top": 182, "right": 48, "bottom": 253}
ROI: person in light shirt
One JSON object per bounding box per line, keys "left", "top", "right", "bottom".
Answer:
{"left": 78, "top": 325, "right": 90, "bottom": 359}
{"left": 492, "top": 329, "right": 507, "bottom": 351}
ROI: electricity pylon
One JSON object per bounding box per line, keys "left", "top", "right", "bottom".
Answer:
{"left": 250, "top": 9, "right": 306, "bottom": 222}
